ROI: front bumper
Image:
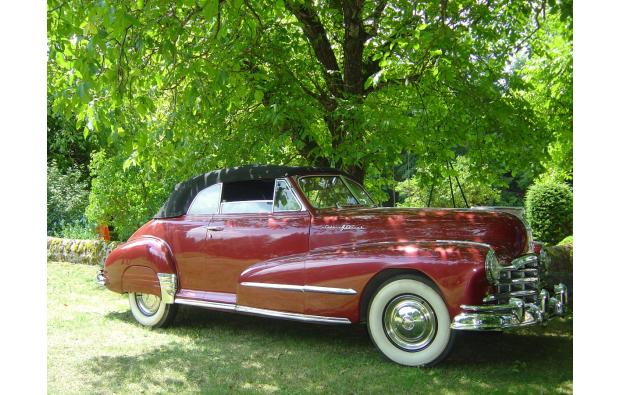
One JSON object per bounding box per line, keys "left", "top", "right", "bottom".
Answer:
{"left": 451, "top": 283, "right": 568, "bottom": 331}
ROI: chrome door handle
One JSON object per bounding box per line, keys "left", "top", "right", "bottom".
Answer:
{"left": 206, "top": 226, "right": 224, "bottom": 231}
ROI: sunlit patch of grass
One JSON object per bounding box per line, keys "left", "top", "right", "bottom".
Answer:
{"left": 48, "top": 261, "right": 572, "bottom": 394}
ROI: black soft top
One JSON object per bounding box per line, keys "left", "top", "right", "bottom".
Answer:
{"left": 154, "top": 164, "right": 346, "bottom": 218}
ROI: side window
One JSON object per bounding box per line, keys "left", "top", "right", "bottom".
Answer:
{"left": 187, "top": 184, "right": 221, "bottom": 215}
{"left": 219, "top": 180, "right": 275, "bottom": 214}
{"left": 274, "top": 179, "right": 302, "bottom": 212}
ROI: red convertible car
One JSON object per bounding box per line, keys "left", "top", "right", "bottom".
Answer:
{"left": 98, "top": 165, "right": 567, "bottom": 366}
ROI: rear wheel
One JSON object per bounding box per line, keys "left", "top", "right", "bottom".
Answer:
{"left": 128, "top": 292, "right": 177, "bottom": 328}
{"left": 367, "top": 275, "right": 455, "bottom": 366}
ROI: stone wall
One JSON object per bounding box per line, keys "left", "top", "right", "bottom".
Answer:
{"left": 47, "top": 237, "right": 119, "bottom": 266}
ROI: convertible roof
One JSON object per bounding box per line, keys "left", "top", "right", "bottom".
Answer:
{"left": 154, "top": 164, "right": 346, "bottom": 218}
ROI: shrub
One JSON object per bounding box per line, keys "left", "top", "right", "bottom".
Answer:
{"left": 525, "top": 182, "right": 573, "bottom": 244}
{"left": 47, "top": 161, "right": 90, "bottom": 235}
{"left": 86, "top": 150, "right": 172, "bottom": 241}
{"left": 54, "top": 218, "right": 98, "bottom": 240}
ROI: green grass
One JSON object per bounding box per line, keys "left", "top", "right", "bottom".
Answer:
{"left": 48, "top": 261, "right": 573, "bottom": 394}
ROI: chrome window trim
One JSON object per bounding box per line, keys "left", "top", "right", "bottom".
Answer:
{"left": 273, "top": 178, "right": 305, "bottom": 212}
{"left": 240, "top": 281, "right": 357, "bottom": 295}
{"left": 296, "top": 174, "right": 371, "bottom": 209}
{"left": 187, "top": 183, "right": 223, "bottom": 216}
{"left": 340, "top": 176, "right": 376, "bottom": 206}
{"left": 174, "top": 297, "right": 351, "bottom": 324}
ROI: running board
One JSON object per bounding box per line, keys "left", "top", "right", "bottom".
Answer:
{"left": 174, "top": 297, "right": 351, "bottom": 325}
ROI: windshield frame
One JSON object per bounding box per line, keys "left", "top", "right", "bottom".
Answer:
{"left": 295, "top": 174, "right": 376, "bottom": 210}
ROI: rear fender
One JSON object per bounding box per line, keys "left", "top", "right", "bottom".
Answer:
{"left": 103, "top": 236, "right": 177, "bottom": 297}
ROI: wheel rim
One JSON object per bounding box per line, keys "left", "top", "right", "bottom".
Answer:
{"left": 382, "top": 294, "right": 437, "bottom": 351}
{"left": 135, "top": 293, "right": 161, "bottom": 316}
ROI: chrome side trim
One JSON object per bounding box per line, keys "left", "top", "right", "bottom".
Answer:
{"left": 236, "top": 305, "right": 351, "bottom": 324}
{"left": 303, "top": 285, "right": 357, "bottom": 295}
{"left": 240, "top": 282, "right": 357, "bottom": 295}
{"left": 175, "top": 298, "right": 236, "bottom": 311}
{"left": 157, "top": 273, "right": 177, "bottom": 304}
{"left": 174, "top": 297, "right": 351, "bottom": 325}
{"left": 435, "top": 240, "right": 492, "bottom": 248}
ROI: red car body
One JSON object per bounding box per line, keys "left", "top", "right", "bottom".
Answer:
{"left": 100, "top": 165, "right": 568, "bottom": 366}
{"left": 102, "top": 169, "right": 534, "bottom": 323}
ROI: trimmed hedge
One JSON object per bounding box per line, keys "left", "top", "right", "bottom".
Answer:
{"left": 525, "top": 182, "right": 573, "bottom": 244}
{"left": 47, "top": 237, "right": 119, "bottom": 266}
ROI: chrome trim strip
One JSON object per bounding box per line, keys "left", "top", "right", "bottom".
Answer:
{"left": 157, "top": 273, "right": 177, "bottom": 304}
{"left": 174, "top": 297, "right": 351, "bottom": 324}
{"left": 175, "top": 298, "right": 236, "bottom": 311}
{"left": 240, "top": 282, "right": 357, "bottom": 295}
{"left": 435, "top": 240, "right": 492, "bottom": 248}
{"left": 304, "top": 285, "right": 357, "bottom": 295}
{"left": 236, "top": 306, "right": 351, "bottom": 324}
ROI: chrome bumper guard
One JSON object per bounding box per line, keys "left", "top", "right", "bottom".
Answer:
{"left": 451, "top": 283, "right": 568, "bottom": 331}
{"left": 96, "top": 269, "right": 106, "bottom": 287}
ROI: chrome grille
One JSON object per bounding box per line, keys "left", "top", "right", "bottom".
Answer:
{"left": 489, "top": 255, "right": 540, "bottom": 304}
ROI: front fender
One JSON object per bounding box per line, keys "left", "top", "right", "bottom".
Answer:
{"left": 239, "top": 241, "right": 492, "bottom": 323}
{"left": 103, "top": 236, "right": 177, "bottom": 295}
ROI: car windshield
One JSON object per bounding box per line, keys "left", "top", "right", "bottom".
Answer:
{"left": 297, "top": 175, "right": 375, "bottom": 209}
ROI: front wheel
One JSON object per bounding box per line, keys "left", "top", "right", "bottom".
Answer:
{"left": 128, "top": 292, "right": 177, "bottom": 328}
{"left": 367, "top": 276, "right": 455, "bottom": 366}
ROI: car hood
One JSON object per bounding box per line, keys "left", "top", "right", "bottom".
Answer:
{"left": 310, "top": 207, "right": 529, "bottom": 262}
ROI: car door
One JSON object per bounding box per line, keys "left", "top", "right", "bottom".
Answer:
{"left": 168, "top": 183, "right": 221, "bottom": 291}
{"left": 201, "top": 178, "right": 311, "bottom": 296}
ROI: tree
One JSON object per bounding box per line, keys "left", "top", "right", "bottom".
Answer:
{"left": 47, "top": 0, "right": 572, "bottom": 237}
{"left": 517, "top": 13, "right": 573, "bottom": 183}
{"left": 48, "top": 0, "right": 560, "bottom": 182}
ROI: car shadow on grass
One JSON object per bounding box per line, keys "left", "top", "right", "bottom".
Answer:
{"left": 105, "top": 305, "right": 572, "bottom": 367}
{"left": 96, "top": 307, "right": 572, "bottom": 392}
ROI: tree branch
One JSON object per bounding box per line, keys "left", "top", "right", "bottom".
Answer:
{"left": 342, "top": 0, "right": 366, "bottom": 94}
{"left": 366, "top": 0, "right": 387, "bottom": 38}
{"left": 284, "top": 0, "right": 343, "bottom": 97}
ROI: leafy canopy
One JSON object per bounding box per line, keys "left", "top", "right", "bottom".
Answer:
{"left": 47, "top": 0, "right": 572, "bottom": 237}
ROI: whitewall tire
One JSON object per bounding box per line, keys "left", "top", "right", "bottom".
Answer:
{"left": 367, "top": 275, "right": 455, "bottom": 366}
{"left": 128, "top": 292, "right": 177, "bottom": 328}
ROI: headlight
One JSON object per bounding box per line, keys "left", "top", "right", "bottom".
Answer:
{"left": 510, "top": 253, "right": 538, "bottom": 269}
{"left": 485, "top": 249, "right": 501, "bottom": 284}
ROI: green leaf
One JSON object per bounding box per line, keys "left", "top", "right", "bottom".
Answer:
{"left": 202, "top": 0, "right": 219, "bottom": 20}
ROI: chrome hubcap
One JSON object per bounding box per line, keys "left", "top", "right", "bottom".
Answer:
{"left": 136, "top": 293, "right": 161, "bottom": 316}
{"left": 383, "top": 294, "right": 437, "bottom": 351}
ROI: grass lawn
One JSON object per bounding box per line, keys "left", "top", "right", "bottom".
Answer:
{"left": 48, "top": 261, "right": 572, "bottom": 394}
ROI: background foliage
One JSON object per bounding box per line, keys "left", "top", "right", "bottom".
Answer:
{"left": 47, "top": 160, "right": 95, "bottom": 237}
{"left": 525, "top": 181, "right": 573, "bottom": 244}
{"left": 47, "top": 0, "right": 573, "bottom": 240}
{"left": 395, "top": 156, "right": 500, "bottom": 207}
